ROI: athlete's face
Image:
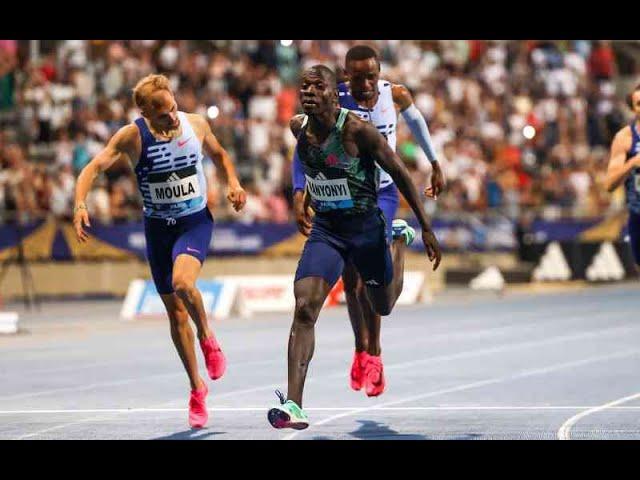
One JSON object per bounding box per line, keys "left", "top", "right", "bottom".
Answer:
{"left": 346, "top": 58, "right": 380, "bottom": 102}
{"left": 300, "top": 70, "right": 337, "bottom": 115}
{"left": 632, "top": 91, "right": 640, "bottom": 117}
{"left": 145, "top": 90, "right": 180, "bottom": 132}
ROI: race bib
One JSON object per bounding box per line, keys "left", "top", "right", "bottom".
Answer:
{"left": 634, "top": 173, "right": 640, "bottom": 193}
{"left": 305, "top": 174, "right": 353, "bottom": 209}
{"left": 148, "top": 166, "right": 201, "bottom": 205}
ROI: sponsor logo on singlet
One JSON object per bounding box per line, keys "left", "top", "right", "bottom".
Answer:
{"left": 148, "top": 165, "right": 201, "bottom": 204}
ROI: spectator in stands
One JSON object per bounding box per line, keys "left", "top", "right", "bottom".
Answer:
{"left": 0, "top": 40, "right": 632, "bottom": 225}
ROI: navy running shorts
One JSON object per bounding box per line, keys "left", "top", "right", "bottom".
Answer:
{"left": 295, "top": 208, "right": 394, "bottom": 288}
{"left": 628, "top": 210, "right": 640, "bottom": 266}
{"left": 143, "top": 207, "right": 214, "bottom": 294}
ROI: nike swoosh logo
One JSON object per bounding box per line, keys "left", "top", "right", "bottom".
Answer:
{"left": 186, "top": 247, "right": 200, "bottom": 253}
{"left": 177, "top": 137, "right": 192, "bottom": 147}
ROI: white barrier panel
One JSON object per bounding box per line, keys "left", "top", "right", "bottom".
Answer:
{"left": 120, "top": 279, "right": 237, "bottom": 321}
{"left": 218, "top": 275, "right": 295, "bottom": 314}
{"left": 0, "top": 312, "right": 19, "bottom": 334}
{"left": 396, "top": 271, "right": 425, "bottom": 305}
{"left": 469, "top": 266, "right": 505, "bottom": 291}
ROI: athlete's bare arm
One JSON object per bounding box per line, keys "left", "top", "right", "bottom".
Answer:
{"left": 191, "top": 114, "right": 246, "bottom": 212}
{"left": 73, "top": 124, "right": 139, "bottom": 242}
{"left": 348, "top": 115, "right": 441, "bottom": 270}
{"left": 390, "top": 84, "right": 414, "bottom": 112}
{"left": 391, "top": 84, "right": 446, "bottom": 198}
{"left": 605, "top": 126, "right": 640, "bottom": 192}
{"left": 290, "top": 114, "right": 313, "bottom": 235}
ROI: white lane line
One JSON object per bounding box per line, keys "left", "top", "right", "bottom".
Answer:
{"left": 5, "top": 406, "right": 640, "bottom": 415}
{"left": 557, "top": 392, "right": 640, "bottom": 440}
{"left": 284, "top": 348, "right": 640, "bottom": 440}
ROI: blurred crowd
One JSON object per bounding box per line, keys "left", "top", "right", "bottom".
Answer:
{"left": 0, "top": 39, "right": 634, "bottom": 224}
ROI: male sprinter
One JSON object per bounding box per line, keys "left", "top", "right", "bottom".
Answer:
{"left": 605, "top": 83, "right": 640, "bottom": 266}
{"left": 291, "top": 45, "right": 445, "bottom": 397}
{"left": 73, "top": 74, "right": 247, "bottom": 428}
{"left": 268, "top": 65, "right": 441, "bottom": 429}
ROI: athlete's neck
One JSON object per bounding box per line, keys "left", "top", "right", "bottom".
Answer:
{"left": 145, "top": 117, "right": 181, "bottom": 141}
{"left": 350, "top": 83, "right": 379, "bottom": 110}
{"left": 307, "top": 107, "right": 340, "bottom": 139}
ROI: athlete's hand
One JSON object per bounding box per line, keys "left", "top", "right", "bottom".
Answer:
{"left": 227, "top": 182, "right": 247, "bottom": 212}
{"left": 424, "top": 162, "right": 446, "bottom": 199}
{"left": 73, "top": 204, "right": 91, "bottom": 243}
{"left": 422, "top": 227, "right": 442, "bottom": 271}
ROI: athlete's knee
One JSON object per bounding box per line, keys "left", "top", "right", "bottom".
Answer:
{"left": 172, "top": 276, "right": 196, "bottom": 298}
{"left": 375, "top": 304, "right": 393, "bottom": 316}
{"left": 371, "top": 295, "right": 394, "bottom": 316}
{"left": 294, "top": 296, "right": 322, "bottom": 327}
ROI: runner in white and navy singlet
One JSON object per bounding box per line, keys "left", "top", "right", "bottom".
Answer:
{"left": 623, "top": 121, "right": 640, "bottom": 264}
{"left": 134, "top": 111, "right": 214, "bottom": 294}
{"left": 73, "top": 74, "right": 246, "bottom": 429}
{"left": 605, "top": 83, "right": 640, "bottom": 266}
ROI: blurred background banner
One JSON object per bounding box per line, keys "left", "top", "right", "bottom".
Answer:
{"left": 0, "top": 214, "right": 631, "bottom": 261}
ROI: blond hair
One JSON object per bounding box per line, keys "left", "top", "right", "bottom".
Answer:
{"left": 132, "top": 74, "right": 172, "bottom": 110}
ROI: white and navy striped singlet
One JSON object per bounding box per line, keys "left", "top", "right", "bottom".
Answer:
{"left": 134, "top": 112, "right": 207, "bottom": 220}
{"left": 338, "top": 79, "right": 397, "bottom": 190}
{"left": 625, "top": 121, "right": 640, "bottom": 215}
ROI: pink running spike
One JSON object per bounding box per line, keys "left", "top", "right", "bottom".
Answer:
{"left": 200, "top": 336, "right": 226, "bottom": 380}
{"left": 350, "top": 351, "right": 369, "bottom": 391}
{"left": 189, "top": 382, "right": 208, "bottom": 428}
{"left": 364, "top": 355, "right": 386, "bottom": 397}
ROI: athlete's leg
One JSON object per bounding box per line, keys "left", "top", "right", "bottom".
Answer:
{"left": 160, "top": 293, "right": 205, "bottom": 391}
{"left": 361, "top": 185, "right": 401, "bottom": 352}
{"left": 172, "top": 254, "right": 212, "bottom": 341}
{"left": 350, "top": 211, "right": 398, "bottom": 317}
{"left": 144, "top": 216, "right": 207, "bottom": 385}
{"left": 342, "top": 261, "right": 369, "bottom": 353}
{"left": 388, "top": 236, "right": 407, "bottom": 304}
{"left": 159, "top": 292, "right": 208, "bottom": 428}
{"left": 269, "top": 223, "right": 346, "bottom": 429}
{"left": 287, "top": 276, "right": 333, "bottom": 406}
{"left": 144, "top": 215, "right": 210, "bottom": 428}
{"left": 172, "top": 208, "right": 225, "bottom": 380}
